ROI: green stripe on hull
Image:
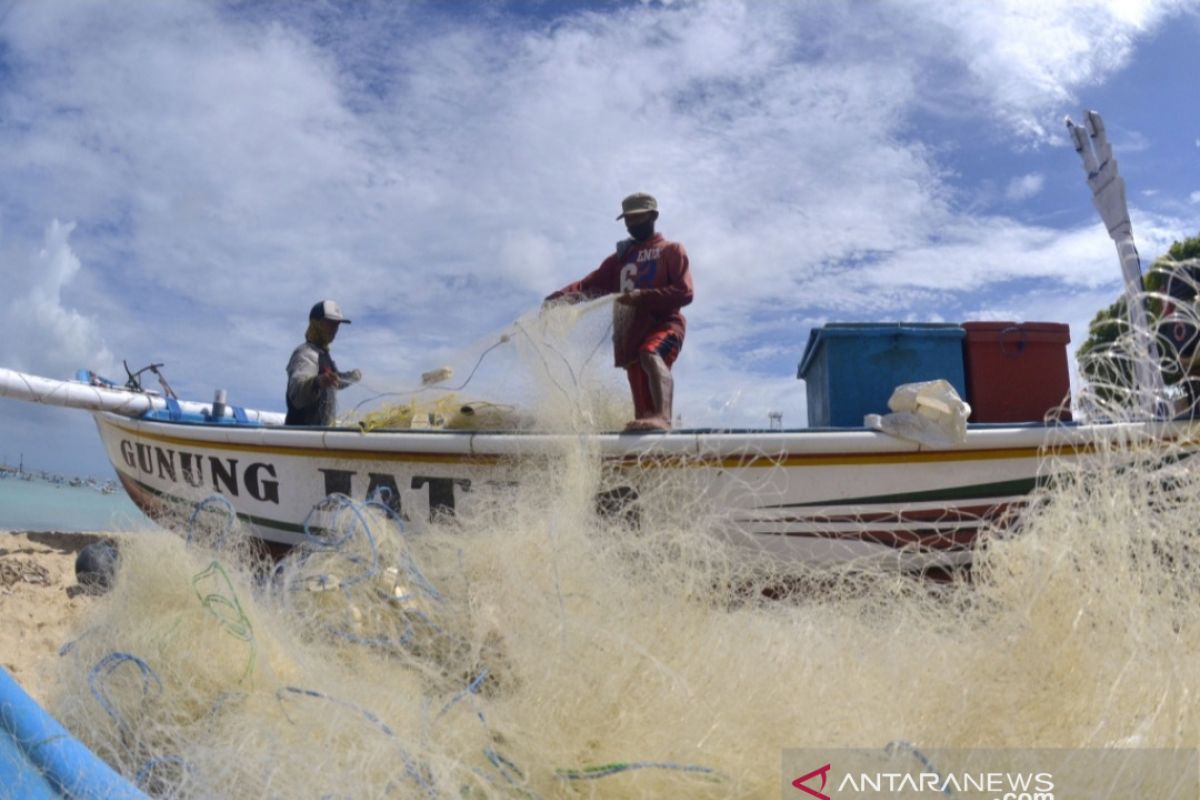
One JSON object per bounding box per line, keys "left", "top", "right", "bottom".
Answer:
{"left": 761, "top": 476, "right": 1043, "bottom": 509}
{"left": 129, "top": 476, "right": 306, "bottom": 534}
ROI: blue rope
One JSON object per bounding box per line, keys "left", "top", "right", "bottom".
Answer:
{"left": 294, "top": 493, "right": 442, "bottom": 601}
{"left": 394, "top": 553, "right": 444, "bottom": 605}
{"left": 277, "top": 494, "right": 516, "bottom": 795}
{"left": 205, "top": 690, "right": 247, "bottom": 720}
{"left": 437, "top": 669, "right": 489, "bottom": 719}
{"left": 276, "top": 686, "right": 394, "bottom": 736}
{"left": 885, "top": 741, "right": 958, "bottom": 799}
{"left": 430, "top": 671, "right": 545, "bottom": 799}
{"left": 282, "top": 494, "right": 446, "bottom": 649}
{"left": 362, "top": 490, "right": 442, "bottom": 603}
{"left": 275, "top": 686, "right": 434, "bottom": 793}
{"left": 59, "top": 626, "right": 100, "bottom": 657}
{"left": 321, "top": 603, "right": 465, "bottom": 658}
{"left": 299, "top": 494, "right": 379, "bottom": 588}
{"left": 87, "top": 652, "right": 162, "bottom": 736}
{"left": 319, "top": 618, "right": 415, "bottom": 652}
{"left": 301, "top": 494, "right": 371, "bottom": 550}
{"left": 484, "top": 748, "right": 526, "bottom": 784}
{"left": 186, "top": 495, "right": 237, "bottom": 549}
{"left": 365, "top": 485, "right": 406, "bottom": 528}
{"left": 556, "top": 761, "right": 721, "bottom": 781}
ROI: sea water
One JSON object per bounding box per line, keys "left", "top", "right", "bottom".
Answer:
{"left": 0, "top": 476, "right": 145, "bottom": 532}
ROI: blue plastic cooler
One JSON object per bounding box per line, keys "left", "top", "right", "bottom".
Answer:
{"left": 798, "top": 323, "right": 967, "bottom": 428}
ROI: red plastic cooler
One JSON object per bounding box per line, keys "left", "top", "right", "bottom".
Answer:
{"left": 961, "top": 322, "right": 1072, "bottom": 422}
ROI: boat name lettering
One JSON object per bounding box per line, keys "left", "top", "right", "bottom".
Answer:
{"left": 118, "top": 439, "right": 280, "bottom": 504}
{"left": 319, "top": 467, "right": 490, "bottom": 521}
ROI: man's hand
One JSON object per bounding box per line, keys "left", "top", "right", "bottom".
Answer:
{"left": 617, "top": 290, "right": 641, "bottom": 306}
{"left": 318, "top": 368, "right": 339, "bottom": 388}
{"left": 341, "top": 369, "right": 362, "bottom": 385}
{"left": 542, "top": 290, "right": 585, "bottom": 310}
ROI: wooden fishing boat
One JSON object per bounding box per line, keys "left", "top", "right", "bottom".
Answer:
{"left": 97, "top": 410, "right": 1183, "bottom": 569}
{"left": 2, "top": 364, "right": 1188, "bottom": 571}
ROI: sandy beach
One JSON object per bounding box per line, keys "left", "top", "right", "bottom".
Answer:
{"left": 0, "top": 531, "right": 109, "bottom": 704}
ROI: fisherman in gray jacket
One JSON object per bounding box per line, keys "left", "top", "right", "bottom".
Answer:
{"left": 285, "top": 300, "right": 361, "bottom": 426}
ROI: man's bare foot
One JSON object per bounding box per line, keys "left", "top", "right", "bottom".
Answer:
{"left": 624, "top": 417, "right": 670, "bottom": 432}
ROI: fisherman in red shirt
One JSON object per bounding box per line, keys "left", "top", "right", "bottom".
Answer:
{"left": 544, "top": 193, "right": 693, "bottom": 431}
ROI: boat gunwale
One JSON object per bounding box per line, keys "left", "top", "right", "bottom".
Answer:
{"left": 92, "top": 412, "right": 1196, "bottom": 465}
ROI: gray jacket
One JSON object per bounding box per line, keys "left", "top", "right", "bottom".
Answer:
{"left": 285, "top": 342, "right": 358, "bottom": 426}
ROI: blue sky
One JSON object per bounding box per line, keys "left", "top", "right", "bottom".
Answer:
{"left": 1, "top": 0, "right": 1198, "bottom": 477}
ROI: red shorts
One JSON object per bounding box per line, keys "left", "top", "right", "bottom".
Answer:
{"left": 625, "top": 330, "right": 681, "bottom": 420}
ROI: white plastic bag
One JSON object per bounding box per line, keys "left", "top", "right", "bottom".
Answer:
{"left": 865, "top": 379, "right": 972, "bottom": 446}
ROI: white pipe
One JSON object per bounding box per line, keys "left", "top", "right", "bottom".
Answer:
{"left": 1115, "top": 234, "right": 1167, "bottom": 417}
{"left": 0, "top": 368, "right": 285, "bottom": 425}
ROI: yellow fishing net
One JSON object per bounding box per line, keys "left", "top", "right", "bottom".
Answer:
{"left": 350, "top": 393, "right": 530, "bottom": 432}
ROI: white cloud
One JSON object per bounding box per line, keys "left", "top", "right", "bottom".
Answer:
{"left": 1191, "top": 191, "right": 1200, "bottom": 204}
{"left": 1006, "top": 173, "right": 1045, "bottom": 201}
{"left": 887, "top": 0, "right": 1185, "bottom": 140}
{"left": 0, "top": 221, "right": 113, "bottom": 377}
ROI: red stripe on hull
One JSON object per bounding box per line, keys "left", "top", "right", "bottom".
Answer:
{"left": 746, "top": 500, "right": 1026, "bottom": 526}
{"left": 754, "top": 527, "right": 981, "bottom": 551}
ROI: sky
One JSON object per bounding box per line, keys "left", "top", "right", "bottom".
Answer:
{"left": 1, "top": 0, "right": 1199, "bottom": 477}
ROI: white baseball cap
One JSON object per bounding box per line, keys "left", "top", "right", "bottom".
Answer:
{"left": 309, "top": 300, "right": 352, "bottom": 324}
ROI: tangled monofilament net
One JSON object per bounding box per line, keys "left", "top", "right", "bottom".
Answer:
{"left": 43, "top": 289, "right": 1200, "bottom": 797}
{"left": 346, "top": 296, "right": 631, "bottom": 434}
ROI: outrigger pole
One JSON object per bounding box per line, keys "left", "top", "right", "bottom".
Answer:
{"left": 1066, "top": 110, "right": 1167, "bottom": 418}
{"left": 0, "top": 367, "right": 284, "bottom": 425}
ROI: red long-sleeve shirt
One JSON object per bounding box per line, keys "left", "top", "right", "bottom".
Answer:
{"left": 551, "top": 234, "right": 693, "bottom": 367}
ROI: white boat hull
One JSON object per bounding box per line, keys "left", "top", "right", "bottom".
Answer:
{"left": 90, "top": 411, "right": 1184, "bottom": 571}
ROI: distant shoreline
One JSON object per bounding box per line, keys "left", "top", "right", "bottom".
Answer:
{"left": 1, "top": 529, "right": 120, "bottom": 536}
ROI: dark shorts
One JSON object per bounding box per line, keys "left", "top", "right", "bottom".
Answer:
{"left": 626, "top": 330, "right": 682, "bottom": 420}
{"left": 638, "top": 329, "right": 681, "bottom": 366}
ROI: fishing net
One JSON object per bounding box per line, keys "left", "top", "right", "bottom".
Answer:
{"left": 353, "top": 393, "right": 532, "bottom": 432}
{"left": 345, "top": 296, "right": 632, "bottom": 434}
{"left": 34, "top": 286, "right": 1200, "bottom": 798}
